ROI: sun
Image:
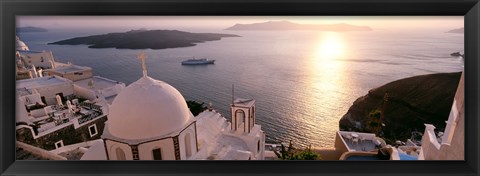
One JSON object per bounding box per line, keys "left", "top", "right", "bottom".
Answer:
{"left": 316, "top": 33, "right": 344, "bottom": 60}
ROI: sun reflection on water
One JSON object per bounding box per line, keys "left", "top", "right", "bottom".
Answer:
{"left": 293, "top": 32, "right": 353, "bottom": 148}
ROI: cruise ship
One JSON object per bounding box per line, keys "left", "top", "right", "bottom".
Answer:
{"left": 181, "top": 58, "right": 215, "bottom": 65}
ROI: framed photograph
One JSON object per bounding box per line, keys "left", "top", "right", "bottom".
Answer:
{"left": 1, "top": 0, "right": 479, "bottom": 176}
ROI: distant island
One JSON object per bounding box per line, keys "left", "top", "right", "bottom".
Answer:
{"left": 446, "top": 27, "right": 464, "bottom": 34}
{"left": 225, "top": 21, "right": 372, "bottom": 32}
{"left": 339, "top": 72, "right": 461, "bottom": 144}
{"left": 16, "top": 26, "right": 48, "bottom": 32}
{"left": 48, "top": 29, "right": 240, "bottom": 49}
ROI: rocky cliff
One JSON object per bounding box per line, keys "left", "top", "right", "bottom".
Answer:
{"left": 339, "top": 72, "right": 462, "bottom": 143}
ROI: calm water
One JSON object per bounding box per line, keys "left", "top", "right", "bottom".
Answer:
{"left": 17, "top": 28, "right": 464, "bottom": 148}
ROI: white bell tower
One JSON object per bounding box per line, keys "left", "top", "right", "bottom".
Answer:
{"left": 231, "top": 98, "right": 256, "bottom": 133}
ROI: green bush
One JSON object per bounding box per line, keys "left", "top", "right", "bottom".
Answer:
{"left": 186, "top": 100, "right": 207, "bottom": 116}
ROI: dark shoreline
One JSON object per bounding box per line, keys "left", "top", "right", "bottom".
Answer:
{"left": 48, "top": 29, "right": 240, "bottom": 50}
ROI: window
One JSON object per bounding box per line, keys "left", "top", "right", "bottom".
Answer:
{"left": 251, "top": 107, "right": 255, "bottom": 127}
{"left": 235, "top": 109, "right": 245, "bottom": 129}
{"left": 115, "top": 148, "right": 126, "bottom": 160}
{"left": 152, "top": 148, "right": 162, "bottom": 160}
{"left": 88, "top": 124, "right": 98, "bottom": 137}
{"left": 56, "top": 93, "right": 64, "bottom": 102}
{"left": 55, "top": 140, "right": 64, "bottom": 149}
{"left": 41, "top": 96, "right": 46, "bottom": 104}
{"left": 185, "top": 133, "right": 192, "bottom": 158}
{"left": 257, "top": 140, "right": 261, "bottom": 153}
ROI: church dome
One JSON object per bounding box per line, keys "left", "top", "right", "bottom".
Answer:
{"left": 107, "top": 76, "right": 194, "bottom": 140}
{"left": 16, "top": 36, "right": 29, "bottom": 51}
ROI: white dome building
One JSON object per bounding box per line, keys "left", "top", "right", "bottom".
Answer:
{"left": 100, "top": 52, "right": 199, "bottom": 160}
{"left": 101, "top": 75, "right": 198, "bottom": 160}
{"left": 16, "top": 36, "right": 29, "bottom": 51}
{"left": 107, "top": 76, "right": 195, "bottom": 140}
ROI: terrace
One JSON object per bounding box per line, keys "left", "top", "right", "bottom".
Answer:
{"left": 16, "top": 76, "right": 71, "bottom": 91}
{"left": 338, "top": 131, "right": 386, "bottom": 152}
{"left": 73, "top": 76, "right": 125, "bottom": 103}
{"left": 29, "top": 100, "right": 104, "bottom": 134}
{"left": 50, "top": 65, "right": 91, "bottom": 73}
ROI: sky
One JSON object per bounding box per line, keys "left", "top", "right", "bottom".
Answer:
{"left": 16, "top": 16, "right": 463, "bottom": 32}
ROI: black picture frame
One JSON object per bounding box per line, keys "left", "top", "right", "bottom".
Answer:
{"left": 1, "top": 0, "right": 479, "bottom": 176}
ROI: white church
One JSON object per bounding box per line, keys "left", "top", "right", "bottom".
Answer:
{"left": 81, "top": 53, "right": 266, "bottom": 160}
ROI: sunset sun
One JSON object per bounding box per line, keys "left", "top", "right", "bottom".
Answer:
{"left": 316, "top": 33, "right": 344, "bottom": 60}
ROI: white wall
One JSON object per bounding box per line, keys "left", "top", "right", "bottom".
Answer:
{"left": 97, "top": 84, "right": 124, "bottom": 98}
{"left": 228, "top": 125, "right": 265, "bottom": 160}
{"left": 48, "top": 69, "right": 93, "bottom": 81}
{"left": 178, "top": 124, "right": 197, "bottom": 160}
{"left": 105, "top": 140, "right": 133, "bottom": 160}
{"left": 19, "top": 51, "right": 55, "bottom": 69}
{"left": 138, "top": 138, "right": 176, "bottom": 160}
{"left": 420, "top": 71, "right": 464, "bottom": 160}
{"left": 35, "top": 83, "right": 74, "bottom": 105}
{"left": 16, "top": 97, "right": 31, "bottom": 123}
{"left": 73, "top": 85, "right": 96, "bottom": 100}
{"left": 21, "top": 93, "right": 43, "bottom": 105}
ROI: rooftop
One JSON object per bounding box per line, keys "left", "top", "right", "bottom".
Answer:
{"left": 18, "top": 50, "right": 44, "bottom": 54}
{"left": 233, "top": 98, "right": 255, "bottom": 107}
{"left": 54, "top": 62, "right": 71, "bottom": 68}
{"left": 51, "top": 64, "right": 91, "bottom": 73}
{"left": 196, "top": 110, "right": 258, "bottom": 160}
{"left": 74, "top": 76, "right": 123, "bottom": 92}
{"left": 80, "top": 140, "right": 107, "bottom": 160}
{"left": 16, "top": 76, "right": 71, "bottom": 91}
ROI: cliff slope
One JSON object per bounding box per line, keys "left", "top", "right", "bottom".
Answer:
{"left": 339, "top": 72, "right": 462, "bottom": 143}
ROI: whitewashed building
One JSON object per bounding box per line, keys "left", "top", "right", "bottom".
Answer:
{"left": 16, "top": 36, "right": 29, "bottom": 51}
{"left": 17, "top": 76, "right": 74, "bottom": 106}
{"left": 17, "top": 50, "right": 56, "bottom": 70}
{"left": 419, "top": 71, "right": 464, "bottom": 160}
{"left": 15, "top": 37, "right": 51, "bottom": 80}
{"left": 15, "top": 75, "right": 111, "bottom": 150}
{"left": 48, "top": 64, "right": 93, "bottom": 81}
{"left": 16, "top": 74, "right": 124, "bottom": 151}
{"left": 73, "top": 76, "right": 126, "bottom": 104}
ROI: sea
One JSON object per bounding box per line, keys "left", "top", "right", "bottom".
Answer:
{"left": 17, "top": 27, "right": 464, "bottom": 148}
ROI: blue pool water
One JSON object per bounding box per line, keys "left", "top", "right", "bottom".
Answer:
{"left": 399, "top": 153, "right": 418, "bottom": 160}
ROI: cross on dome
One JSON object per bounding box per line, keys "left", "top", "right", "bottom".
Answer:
{"left": 138, "top": 52, "right": 148, "bottom": 77}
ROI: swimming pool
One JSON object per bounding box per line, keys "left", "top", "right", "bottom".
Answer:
{"left": 399, "top": 153, "right": 418, "bottom": 160}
